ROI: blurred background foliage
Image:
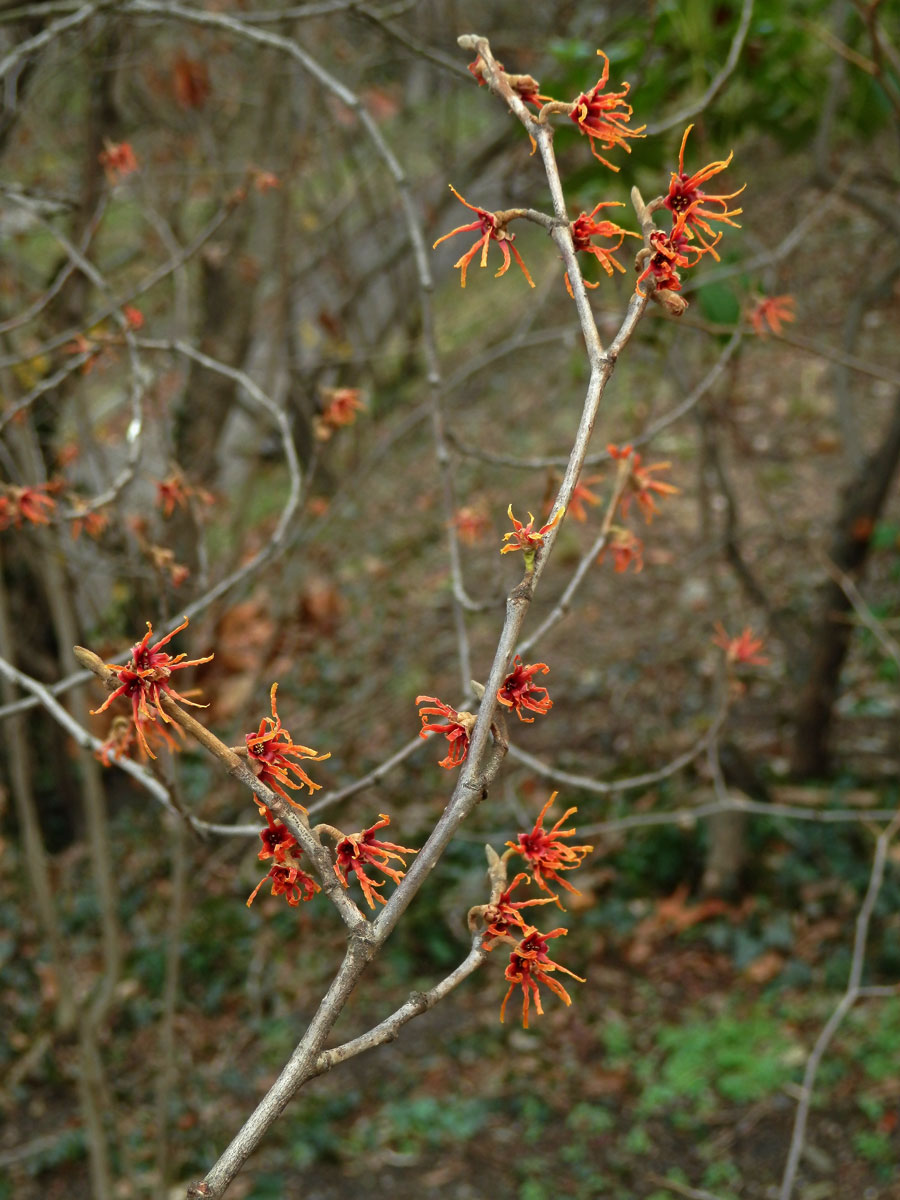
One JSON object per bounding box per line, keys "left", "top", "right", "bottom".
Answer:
{"left": 1, "top": 0, "right": 899, "bottom": 1197}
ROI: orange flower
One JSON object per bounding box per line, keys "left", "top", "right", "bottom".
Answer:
{"left": 609, "top": 444, "right": 679, "bottom": 524}
{"left": 749, "top": 294, "right": 795, "bottom": 336}
{"left": 90, "top": 617, "right": 212, "bottom": 759}
{"left": 663, "top": 124, "right": 744, "bottom": 260}
{"left": 712, "top": 623, "right": 770, "bottom": 666}
{"left": 245, "top": 683, "right": 330, "bottom": 812}
{"left": 122, "top": 305, "right": 144, "bottom": 330}
{"left": 433, "top": 186, "right": 534, "bottom": 289}
{"left": 500, "top": 926, "right": 585, "bottom": 1028}
{"left": 507, "top": 793, "right": 593, "bottom": 906}
{"left": 569, "top": 50, "right": 645, "bottom": 170}
{"left": 497, "top": 656, "right": 552, "bottom": 723}
{"left": 155, "top": 470, "right": 215, "bottom": 518}
{"left": 480, "top": 873, "right": 556, "bottom": 948}
{"left": 315, "top": 387, "right": 365, "bottom": 440}
{"left": 98, "top": 139, "right": 138, "bottom": 182}
{"left": 246, "top": 817, "right": 320, "bottom": 907}
{"left": 566, "top": 201, "right": 639, "bottom": 294}
{"left": 416, "top": 695, "right": 475, "bottom": 769}
{"left": 501, "top": 504, "right": 564, "bottom": 567}
{"left": 635, "top": 228, "right": 703, "bottom": 297}
{"left": 599, "top": 526, "right": 643, "bottom": 574}
{"left": 70, "top": 505, "right": 109, "bottom": 541}
{"left": 333, "top": 814, "right": 417, "bottom": 910}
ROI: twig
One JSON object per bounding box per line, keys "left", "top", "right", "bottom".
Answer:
{"left": 311, "top": 939, "right": 489, "bottom": 1075}
{"left": 779, "top": 813, "right": 900, "bottom": 1200}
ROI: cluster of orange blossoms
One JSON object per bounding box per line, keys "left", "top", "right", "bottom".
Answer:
{"left": 480, "top": 795, "right": 593, "bottom": 1028}
{"left": 636, "top": 123, "right": 744, "bottom": 299}
{"left": 417, "top": 654, "right": 553, "bottom": 769}
{"left": 594, "top": 444, "right": 679, "bottom": 574}
{"left": 435, "top": 52, "right": 744, "bottom": 303}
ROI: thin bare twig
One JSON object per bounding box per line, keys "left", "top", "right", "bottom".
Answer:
{"left": 779, "top": 813, "right": 900, "bottom": 1200}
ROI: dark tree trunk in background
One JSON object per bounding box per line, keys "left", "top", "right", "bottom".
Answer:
{"left": 791, "top": 394, "right": 900, "bottom": 778}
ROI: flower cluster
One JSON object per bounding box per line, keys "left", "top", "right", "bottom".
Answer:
{"left": 90, "top": 617, "right": 212, "bottom": 759}
{"left": 416, "top": 695, "right": 476, "bottom": 769}
{"left": 471, "top": 796, "right": 592, "bottom": 1028}
{"left": 333, "top": 814, "right": 417, "bottom": 910}
{"left": 0, "top": 483, "right": 57, "bottom": 530}
{"left": 637, "top": 124, "right": 743, "bottom": 299}
{"left": 247, "top": 817, "right": 320, "bottom": 908}
{"left": 433, "top": 186, "right": 534, "bottom": 289}
{"left": 245, "top": 683, "right": 330, "bottom": 813}
{"left": 497, "top": 656, "right": 552, "bottom": 723}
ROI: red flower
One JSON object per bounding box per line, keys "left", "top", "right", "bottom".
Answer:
{"left": 416, "top": 695, "right": 475, "bottom": 769}
{"left": 315, "top": 388, "right": 365, "bottom": 440}
{"left": 98, "top": 139, "right": 138, "bottom": 182}
{"left": 480, "top": 873, "right": 556, "bottom": 947}
{"left": 501, "top": 504, "right": 564, "bottom": 566}
{"left": 122, "top": 305, "right": 144, "bottom": 330}
{"left": 569, "top": 50, "right": 645, "bottom": 171}
{"left": 749, "top": 294, "right": 795, "bottom": 336}
{"left": 508, "top": 792, "right": 593, "bottom": 906}
{"left": 500, "top": 926, "right": 585, "bottom": 1028}
{"left": 433, "top": 185, "right": 534, "bottom": 289}
{"left": 0, "top": 484, "right": 56, "bottom": 530}
{"left": 497, "top": 656, "right": 552, "bottom": 723}
{"left": 566, "top": 202, "right": 638, "bottom": 295}
{"left": 90, "top": 617, "right": 213, "bottom": 759}
{"left": 333, "top": 814, "right": 417, "bottom": 910}
{"left": 663, "top": 124, "right": 744, "bottom": 260}
{"left": 246, "top": 817, "right": 320, "bottom": 907}
{"left": 599, "top": 526, "right": 643, "bottom": 574}
{"left": 712, "top": 623, "right": 770, "bottom": 666}
{"left": 635, "top": 228, "right": 704, "bottom": 297}
{"left": 155, "top": 470, "right": 214, "bottom": 518}
{"left": 245, "top": 683, "right": 331, "bottom": 812}
{"left": 609, "top": 444, "right": 679, "bottom": 524}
